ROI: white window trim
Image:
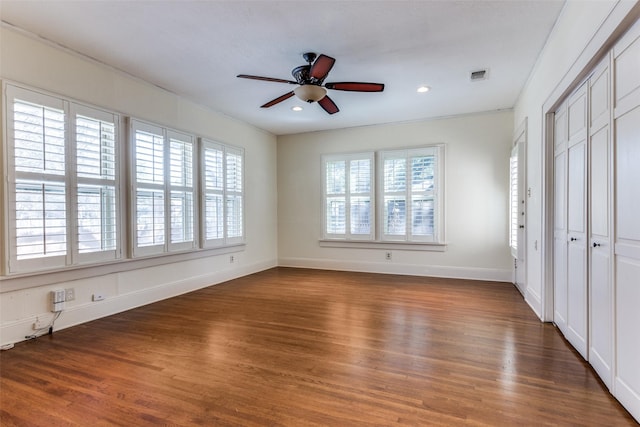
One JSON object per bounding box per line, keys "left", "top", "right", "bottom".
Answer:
{"left": 509, "top": 144, "right": 518, "bottom": 258}
{"left": 320, "top": 145, "right": 446, "bottom": 249}
{"left": 200, "top": 138, "right": 245, "bottom": 248}
{"left": 129, "top": 119, "right": 197, "bottom": 258}
{"left": 4, "top": 84, "right": 124, "bottom": 274}
{"left": 2, "top": 81, "right": 246, "bottom": 283}
{"left": 378, "top": 145, "right": 444, "bottom": 244}
{"left": 70, "top": 102, "right": 122, "bottom": 265}
{"left": 321, "top": 152, "right": 375, "bottom": 241}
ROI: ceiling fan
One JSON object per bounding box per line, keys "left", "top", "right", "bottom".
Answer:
{"left": 237, "top": 52, "right": 385, "bottom": 115}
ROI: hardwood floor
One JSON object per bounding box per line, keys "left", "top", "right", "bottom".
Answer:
{"left": 0, "top": 267, "right": 635, "bottom": 426}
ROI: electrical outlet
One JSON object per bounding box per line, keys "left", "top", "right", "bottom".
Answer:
{"left": 230, "top": 255, "right": 235, "bottom": 263}
{"left": 33, "top": 317, "right": 44, "bottom": 330}
{"left": 65, "top": 288, "right": 75, "bottom": 301}
{"left": 385, "top": 251, "right": 392, "bottom": 261}
{"left": 92, "top": 293, "right": 106, "bottom": 302}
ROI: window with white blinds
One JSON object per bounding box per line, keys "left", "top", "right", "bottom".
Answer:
{"left": 130, "top": 120, "right": 196, "bottom": 256}
{"left": 509, "top": 146, "right": 519, "bottom": 256}
{"left": 3, "top": 83, "right": 247, "bottom": 276}
{"left": 322, "top": 146, "right": 444, "bottom": 244}
{"left": 380, "top": 147, "right": 442, "bottom": 243}
{"left": 201, "top": 139, "right": 244, "bottom": 247}
{"left": 322, "top": 153, "right": 374, "bottom": 240}
{"left": 73, "top": 105, "right": 119, "bottom": 261}
{"left": 5, "top": 85, "right": 121, "bottom": 273}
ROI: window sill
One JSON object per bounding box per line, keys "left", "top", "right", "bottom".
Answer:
{"left": 0, "top": 244, "right": 245, "bottom": 292}
{"left": 318, "top": 239, "right": 447, "bottom": 252}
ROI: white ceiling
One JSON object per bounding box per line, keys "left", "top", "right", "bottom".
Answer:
{"left": 1, "top": 0, "right": 565, "bottom": 136}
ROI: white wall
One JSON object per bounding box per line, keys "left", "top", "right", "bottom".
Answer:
{"left": 0, "top": 26, "right": 278, "bottom": 346}
{"left": 277, "top": 111, "right": 514, "bottom": 281}
{"left": 513, "top": 0, "right": 639, "bottom": 318}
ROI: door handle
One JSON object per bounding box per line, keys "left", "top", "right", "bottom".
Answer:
{"left": 593, "top": 242, "right": 601, "bottom": 248}
{"left": 519, "top": 225, "right": 525, "bottom": 229}
{"left": 570, "top": 237, "right": 578, "bottom": 242}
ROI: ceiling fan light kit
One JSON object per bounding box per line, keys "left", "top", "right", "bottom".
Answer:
{"left": 237, "top": 52, "right": 384, "bottom": 115}
{"left": 294, "top": 85, "right": 327, "bottom": 102}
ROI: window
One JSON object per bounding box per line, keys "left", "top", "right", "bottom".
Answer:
{"left": 5, "top": 85, "right": 121, "bottom": 273}
{"left": 322, "top": 146, "right": 444, "bottom": 245}
{"left": 201, "top": 139, "right": 244, "bottom": 247}
{"left": 3, "top": 83, "right": 245, "bottom": 277}
{"left": 130, "top": 120, "right": 196, "bottom": 256}
{"left": 509, "top": 145, "right": 519, "bottom": 257}
{"left": 380, "top": 147, "right": 442, "bottom": 243}
{"left": 322, "top": 153, "right": 374, "bottom": 240}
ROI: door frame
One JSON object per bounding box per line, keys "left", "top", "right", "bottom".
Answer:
{"left": 512, "top": 119, "right": 527, "bottom": 295}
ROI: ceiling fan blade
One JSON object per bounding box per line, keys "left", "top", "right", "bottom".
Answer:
{"left": 310, "top": 54, "right": 336, "bottom": 80}
{"left": 261, "top": 91, "right": 295, "bottom": 108}
{"left": 318, "top": 95, "right": 339, "bottom": 115}
{"left": 325, "top": 82, "right": 385, "bottom": 92}
{"left": 237, "top": 74, "right": 297, "bottom": 84}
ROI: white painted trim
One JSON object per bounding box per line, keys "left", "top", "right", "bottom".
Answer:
{"left": 319, "top": 240, "right": 447, "bottom": 252}
{"left": 0, "top": 259, "right": 276, "bottom": 347}
{"left": 525, "top": 288, "right": 543, "bottom": 320}
{"left": 278, "top": 257, "right": 511, "bottom": 283}
{"left": 615, "top": 377, "right": 640, "bottom": 423}
{"left": 0, "top": 244, "right": 246, "bottom": 293}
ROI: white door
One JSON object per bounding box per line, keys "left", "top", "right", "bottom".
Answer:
{"left": 510, "top": 127, "right": 526, "bottom": 295}
{"left": 553, "top": 104, "right": 569, "bottom": 335}
{"left": 588, "top": 56, "right": 613, "bottom": 388}
{"left": 613, "top": 20, "right": 640, "bottom": 422}
{"left": 566, "top": 84, "right": 588, "bottom": 360}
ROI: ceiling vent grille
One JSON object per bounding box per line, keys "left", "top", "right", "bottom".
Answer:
{"left": 470, "top": 69, "right": 488, "bottom": 81}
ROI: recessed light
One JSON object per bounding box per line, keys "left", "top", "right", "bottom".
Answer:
{"left": 417, "top": 86, "right": 430, "bottom": 93}
{"left": 291, "top": 106, "right": 303, "bottom": 112}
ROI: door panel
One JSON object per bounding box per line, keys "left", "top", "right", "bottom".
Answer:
{"left": 588, "top": 57, "right": 612, "bottom": 388}
{"left": 566, "top": 85, "right": 588, "bottom": 360}
{"left": 613, "top": 20, "right": 640, "bottom": 422}
{"left": 553, "top": 150, "right": 568, "bottom": 334}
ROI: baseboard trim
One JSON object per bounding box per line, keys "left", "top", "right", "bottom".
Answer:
{"left": 615, "top": 377, "right": 640, "bottom": 423}
{"left": 0, "top": 259, "right": 276, "bottom": 347}
{"left": 525, "top": 288, "right": 543, "bottom": 320}
{"left": 278, "top": 257, "right": 512, "bottom": 282}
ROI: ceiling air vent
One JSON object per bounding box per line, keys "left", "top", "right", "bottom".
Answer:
{"left": 470, "top": 69, "right": 488, "bottom": 81}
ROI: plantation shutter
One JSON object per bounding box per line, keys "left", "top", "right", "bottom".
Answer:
{"left": 509, "top": 145, "right": 519, "bottom": 256}
{"left": 201, "top": 139, "right": 244, "bottom": 247}
{"left": 131, "top": 120, "right": 166, "bottom": 256}
{"left": 7, "top": 86, "right": 68, "bottom": 272}
{"left": 168, "top": 131, "right": 196, "bottom": 251}
{"left": 322, "top": 153, "right": 374, "bottom": 240}
{"left": 73, "top": 104, "right": 120, "bottom": 262}
{"left": 380, "top": 147, "right": 440, "bottom": 242}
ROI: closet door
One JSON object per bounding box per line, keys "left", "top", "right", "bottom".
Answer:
{"left": 588, "top": 56, "right": 613, "bottom": 388}
{"left": 566, "top": 83, "right": 588, "bottom": 359}
{"left": 613, "top": 20, "right": 640, "bottom": 422}
{"left": 553, "top": 103, "right": 569, "bottom": 335}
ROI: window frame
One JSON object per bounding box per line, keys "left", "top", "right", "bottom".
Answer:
{"left": 320, "top": 145, "right": 445, "bottom": 248}
{"left": 129, "top": 119, "right": 197, "bottom": 258}
{"left": 4, "top": 84, "right": 124, "bottom": 274}
{"left": 378, "top": 146, "right": 444, "bottom": 244}
{"left": 200, "top": 138, "right": 245, "bottom": 248}
{"left": 321, "top": 152, "right": 375, "bottom": 241}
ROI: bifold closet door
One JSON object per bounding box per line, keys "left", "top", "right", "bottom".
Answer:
{"left": 553, "top": 104, "right": 569, "bottom": 336}
{"left": 588, "top": 56, "right": 613, "bottom": 389}
{"left": 613, "top": 19, "right": 640, "bottom": 422}
{"left": 565, "top": 84, "right": 589, "bottom": 360}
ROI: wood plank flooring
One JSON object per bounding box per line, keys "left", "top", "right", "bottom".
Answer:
{"left": 0, "top": 268, "right": 636, "bottom": 426}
